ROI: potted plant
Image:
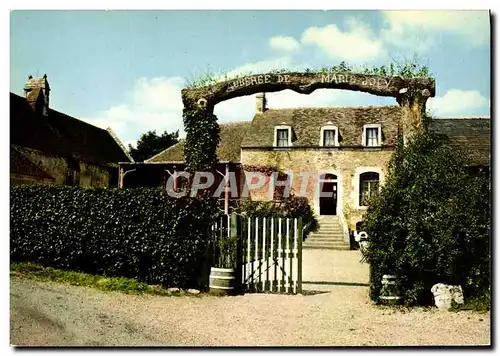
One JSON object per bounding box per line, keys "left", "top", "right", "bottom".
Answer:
{"left": 209, "top": 229, "right": 238, "bottom": 295}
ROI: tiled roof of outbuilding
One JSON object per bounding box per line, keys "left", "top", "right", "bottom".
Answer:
{"left": 146, "top": 121, "right": 252, "bottom": 163}
{"left": 429, "top": 118, "right": 490, "bottom": 166}
{"left": 10, "top": 93, "right": 131, "bottom": 166}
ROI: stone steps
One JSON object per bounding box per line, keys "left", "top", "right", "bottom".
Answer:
{"left": 313, "top": 226, "right": 343, "bottom": 230}
{"left": 308, "top": 235, "right": 345, "bottom": 241}
{"left": 306, "top": 236, "right": 345, "bottom": 243}
{"left": 303, "top": 215, "right": 349, "bottom": 250}
{"left": 303, "top": 241, "right": 350, "bottom": 250}
{"left": 309, "top": 228, "right": 343, "bottom": 235}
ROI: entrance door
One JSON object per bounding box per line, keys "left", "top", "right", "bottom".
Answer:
{"left": 319, "top": 174, "right": 337, "bottom": 215}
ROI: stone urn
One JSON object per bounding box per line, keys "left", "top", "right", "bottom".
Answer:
{"left": 379, "top": 274, "right": 403, "bottom": 305}
{"left": 431, "top": 283, "right": 464, "bottom": 310}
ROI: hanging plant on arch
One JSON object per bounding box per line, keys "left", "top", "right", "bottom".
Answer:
{"left": 182, "top": 104, "right": 220, "bottom": 174}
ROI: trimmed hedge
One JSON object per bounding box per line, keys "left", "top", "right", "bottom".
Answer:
{"left": 10, "top": 185, "right": 218, "bottom": 289}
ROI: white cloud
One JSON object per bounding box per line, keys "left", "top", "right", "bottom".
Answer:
{"left": 427, "top": 89, "right": 489, "bottom": 117}
{"left": 269, "top": 36, "right": 301, "bottom": 51}
{"left": 214, "top": 95, "right": 256, "bottom": 123}
{"left": 267, "top": 89, "right": 341, "bottom": 108}
{"left": 301, "top": 17, "right": 386, "bottom": 62}
{"left": 81, "top": 77, "right": 185, "bottom": 142}
{"left": 82, "top": 59, "right": 300, "bottom": 145}
{"left": 381, "top": 10, "right": 490, "bottom": 50}
{"left": 132, "top": 77, "right": 184, "bottom": 112}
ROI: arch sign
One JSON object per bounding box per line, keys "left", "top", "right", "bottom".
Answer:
{"left": 182, "top": 71, "right": 435, "bottom": 141}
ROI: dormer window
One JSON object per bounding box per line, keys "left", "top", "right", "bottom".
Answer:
{"left": 362, "top": 124, "right": 382, "bottom": 147}
{"left": 274, "top": 125, "right": 292, "bottom": 147}
{"left": 320, "top": 124, "right": 339, "bottom": 147}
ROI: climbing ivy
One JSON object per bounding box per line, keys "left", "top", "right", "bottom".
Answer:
{"left": 183, "top": 106, "right": 220, "bottom": 173}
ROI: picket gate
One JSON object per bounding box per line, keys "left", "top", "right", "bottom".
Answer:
{"left": 211, "top": 214, "right": 303, "bottom": 295}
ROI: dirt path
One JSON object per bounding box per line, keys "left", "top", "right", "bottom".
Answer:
{"left": 10, "top": 250, "right": 490, "bottom": 346}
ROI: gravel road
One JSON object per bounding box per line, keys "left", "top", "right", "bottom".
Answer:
{"left": 10, "top": 250, "right": 490, "bottom": 346}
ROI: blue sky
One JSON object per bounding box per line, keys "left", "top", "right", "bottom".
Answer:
{"left": 10, "top": 10, "right": 490, "bottom": 148}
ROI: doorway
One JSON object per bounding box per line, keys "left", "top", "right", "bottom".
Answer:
{"left": 319, "top": 173, "right": 338, "bottom": 215}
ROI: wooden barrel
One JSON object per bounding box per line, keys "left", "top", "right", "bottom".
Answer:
{"left": 209, "top": 267, "right": 236, "bottom": 295}
{"left": 379, "top": 274, "right": 403, "bottom": 304}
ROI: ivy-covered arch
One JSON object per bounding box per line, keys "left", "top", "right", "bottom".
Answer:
{"left": 181, "top": 69, "right": 435, "bottom": 173}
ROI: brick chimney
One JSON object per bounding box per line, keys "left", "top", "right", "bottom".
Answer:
{"left": 256, "top": 92, "right": 267, "bottom": 113}
{"left": 24, "top": 74, "right": 50, "bottom": 116}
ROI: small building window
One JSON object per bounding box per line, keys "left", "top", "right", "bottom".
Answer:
{"left": 362, "top": 124, "right": 382, "bottom": 147}
{"left": 277, "top": 129, "right": 289, "bottom": 147}
{"left": 366, "top": 128, "right": 379, "bottom": 146}
{"left": 274, "top": 125, "right": 292, "bottom": 147}
{"left": 320, "top": 124, "right": 339, "bottom": 147}
{"left": 323, "top": 130, "right": 336, "bottom": 146}
{"left": 359, "top": 172, "right": 380, "bottom": 206}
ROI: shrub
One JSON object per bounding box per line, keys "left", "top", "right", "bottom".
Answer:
{"left": 10, "top": 185, "right": 219, "bottom": 289}
{"left": 232, "top": 194, "right": 319, "bottom": 238}
{"left": 363, "top": 133, "right": 490, "bottom": 305}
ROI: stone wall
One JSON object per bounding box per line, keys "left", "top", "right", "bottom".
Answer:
{"left": 240, "top": 148, "right": 393, "bottom": 229}
{"left": 10, "top": 173, "right": 54, "bottom": 186}
{"left": 78, "top": 161, "right": 112, "bottom": 188}
{"left": 15, "top": 146, "right": 113, "bottom": 188}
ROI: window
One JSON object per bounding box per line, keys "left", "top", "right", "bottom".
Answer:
{"left": 320, "top": 124, "right": 339, "bottom": 147}
{"left": 366, "top": 128, "right": 379, "bottom": 146}
{"left": 277, "top": 129, "right": 289, "bottom": 147}
{"left": 274, "top": 125, "right": 292, "bottom": 147}
{"left": 323, "top": 130, "right": 336, "bottom": 146}
{"left": 359, "top": 172, "right": 380, "bottom": 206}
{"left": 362, "top": 124, "right": 382, "bottom": 147}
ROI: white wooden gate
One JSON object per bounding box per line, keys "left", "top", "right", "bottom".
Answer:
{"left": 211, "top": 214, "right": 303, "bottom": 295}
{"left": 239, "top": 216, "right": 302, "bottom": 294}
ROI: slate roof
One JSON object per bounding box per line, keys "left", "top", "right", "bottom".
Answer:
{"left": 429, "top": 118, "right": 491, "bottom": 166}
{"left": 146, "top": 121, "right": 252, "bottom": 163}
{"left": 241, "top": 106, "right": 402, "bottom": 147}
{"left": 10, "top": 93, "right": 131, "bottom": 166}
{"left": 145, "top": 106, "right": 491, "bottom": 167}
{"left": 10, "top": 145, "right": 55, "bottom": 180}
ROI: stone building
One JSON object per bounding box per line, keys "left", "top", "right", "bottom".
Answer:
{"left": 10, "top": 75, "right": 133, "bottom": 187}
{"left": 121, "top": 93, "right": 490, "bottom": 247}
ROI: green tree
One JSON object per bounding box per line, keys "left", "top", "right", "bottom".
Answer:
{"left": 128, "top": 130, "right": 179, "bottom": 162}
{"left": 364, "top": 132, "right": 490, "bottom": 305}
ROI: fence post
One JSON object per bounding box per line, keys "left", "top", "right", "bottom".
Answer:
{"left": 231, "top": 213, "right": 243, "bottom": 293}
{"left": 297, "top": 217, "right": 303, "bottom": 294}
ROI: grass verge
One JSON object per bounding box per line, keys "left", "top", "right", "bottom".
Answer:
{"left": 10, "top": 262, "right": 198, "bottom": 297}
